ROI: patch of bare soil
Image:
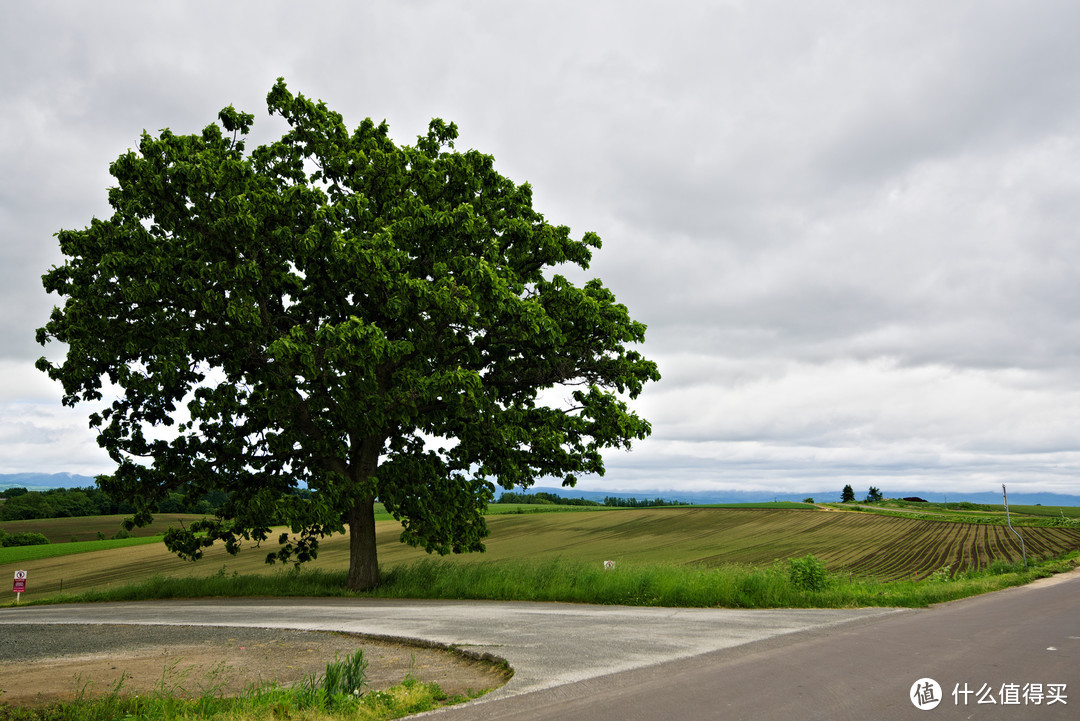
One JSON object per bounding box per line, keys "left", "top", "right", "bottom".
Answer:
{"left": 0, "top": 626, "right": 510, "bottom": 709}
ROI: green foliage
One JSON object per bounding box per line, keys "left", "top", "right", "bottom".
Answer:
{"left": 0, "top": 531, "right": 49, "bottom": 547}
{"left": 787, "top": 554, "right": 829, "bottom": 591}
{"left": 0, "top": 488, "right": 110, "bottom": 520}
{"left": 927, "top": 565, "right": 952, "bottom": 583}
{"left": 803, "top": 497, "right": 814, "bottom": 504}
{"left": 865, "top": 486, "right": 883, "bottom": 503}
{"left": 37, "top": 79, "right": 658, "bottom": 591}
{"left": 0, "top": 486, "right": 224, "bottom": 522}
{"left": 841, "top": 484, "right": 855, "bottom": 503}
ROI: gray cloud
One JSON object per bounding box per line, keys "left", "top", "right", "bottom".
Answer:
{"left": 4, "top": 1, "right": 1080, "bottom": 495}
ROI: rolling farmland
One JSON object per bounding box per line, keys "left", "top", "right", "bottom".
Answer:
{"left": 0, "top": 514, "right": 205, "bottom": 544}
{"left": 3, "top": 508, "right": 1079, "bottom": 599}
{"left": 391, "top": 508, "right": 1080, "bottom": 581}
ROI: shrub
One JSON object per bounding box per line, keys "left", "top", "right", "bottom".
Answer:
{"left": 787, "top": 554, "right": 829, "bottom": 591}
{"left": 928, "top": 565, "right": 952, "bottom": 583}
{"left": 0, "top": 531, "right": 50, "bottom": 547}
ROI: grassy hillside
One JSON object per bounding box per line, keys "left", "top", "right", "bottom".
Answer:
{"left": 4, "top": 506, "right": 1079, "bottom": 602}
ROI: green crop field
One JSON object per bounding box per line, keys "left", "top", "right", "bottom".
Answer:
{"left": 821, "top": 500, "right": 1080, "bottom": 526}
{"left": 0, "top": 514, "right": 208, "bottom": 543}
{"left": 362, "top": 508, "right": 1079, "bottom": 581}
{"left": 1007, "top": 504, "right": 1080, "bottom": 519}
{"left": 4, "top": 507, "right": 1079, "bottom": 602}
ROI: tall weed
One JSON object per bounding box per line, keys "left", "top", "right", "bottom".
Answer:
{"left": 296, "top": 649, "right": 370, "bottom": 710}
{"left": 787, "top": 555, "right": 829, "bottom": 591}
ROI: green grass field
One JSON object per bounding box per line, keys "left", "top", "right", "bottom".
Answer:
{"left": 4, "top": 506, "right": 1080, "bottom": 603}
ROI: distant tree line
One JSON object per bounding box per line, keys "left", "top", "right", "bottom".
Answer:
{"left": 495, "top": 491, "right": 689, "bottom": 508}
{"left": 601, "top": 496, "right": 690, "bottom": 508}
{"left": 496, "top": 491, "right": 601, "bottom": 506}
{"left": 0, "top": 486, "right": 227, "bottom": 521}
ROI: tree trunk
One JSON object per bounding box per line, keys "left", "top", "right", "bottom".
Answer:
{"left": 346, "top": 494, "right": 380, "bottom": 590}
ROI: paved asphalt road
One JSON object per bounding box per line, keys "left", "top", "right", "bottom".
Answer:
{"left": 1, "top": 569, "right": 1076, "bottom": 719}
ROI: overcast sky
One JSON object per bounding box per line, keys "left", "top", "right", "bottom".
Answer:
{"left": 4, "top": 1, "right": 1080, "bottom": 498}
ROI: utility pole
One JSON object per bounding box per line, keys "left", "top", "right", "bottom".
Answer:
{"left": 1002, "top": 484, "right": 1027, "bottom": 568}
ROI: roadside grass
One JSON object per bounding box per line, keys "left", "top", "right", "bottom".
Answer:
{"left": 0, "top": 649, "right": 492, "bottom": 721}
{"left": 346, "top": 551, "right": 1080, "bottom": 608}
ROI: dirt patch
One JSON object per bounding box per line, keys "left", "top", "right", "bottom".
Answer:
{"left": 0, "top": 625, "right": 510, "bottom": 709}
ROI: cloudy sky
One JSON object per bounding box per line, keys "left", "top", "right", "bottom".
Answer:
{"left": 4, "top": 1, "right": 1080, "bottom": 498}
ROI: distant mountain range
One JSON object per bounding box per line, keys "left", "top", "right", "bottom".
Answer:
{"left": 4, "top": 473, "right": 1078, "bottom": 507}
{"left": 0, "top": 473, "right": 98, "bottom": 492}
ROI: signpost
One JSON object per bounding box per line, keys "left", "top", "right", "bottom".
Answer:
{"left": 12, "top": 570, "right": 26, "bottom": 603}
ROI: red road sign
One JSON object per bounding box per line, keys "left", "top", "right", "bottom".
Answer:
{"left": 13, "top": 570, "right": 26, "bottom": 593}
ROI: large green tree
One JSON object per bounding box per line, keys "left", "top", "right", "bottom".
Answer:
{"left": 37, "top": 80, "right": 659, "bottom": 590}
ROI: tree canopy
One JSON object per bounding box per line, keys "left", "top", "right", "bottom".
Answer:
{"left": 37, "top": 79, "right": 659, "bottom": 589}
